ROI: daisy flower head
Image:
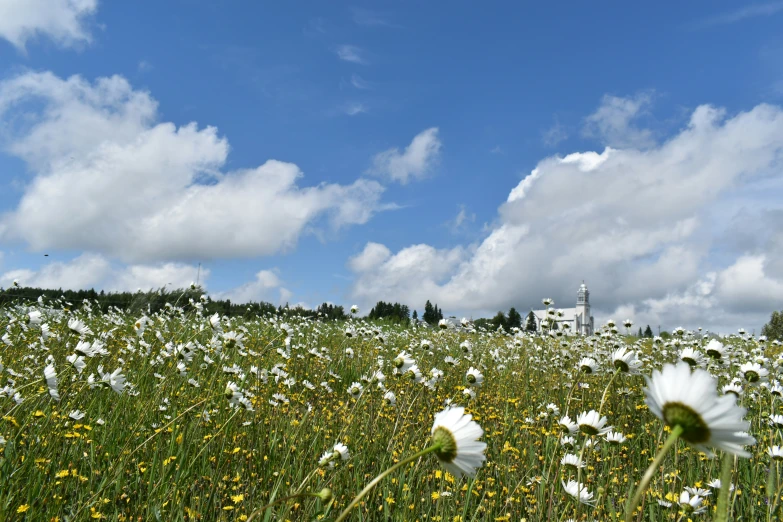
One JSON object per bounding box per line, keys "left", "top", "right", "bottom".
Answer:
{"left": 558, "top": 415, "right": 578, "bottom": 434}
{"left": 405, "top": 364, "right": 423, "bottom": 383}
{"left": 560, "top": 435, "right": 577, "bottom": 448}
{"left": 704, "top": 339, "right": 727, "bottom": 360}
{"left": 644, "top": 361, "right": 756, "bottom": 457}
{"left": 576, "top": 410, "right": 611, "bottom": 436}
{"left": 44, "top": 363, "right": 59, "bottom": 402}
{"left": 393, "top": 351, "right": 415, "bottom": 374}
{"left": 604, "top": 430, "right": 627, "bottom": 445}
{"left": 26, "top": 311, "right": 42, "bottom": 326}
{"left": 578, "top": 357, "right": 598, "bottom": 374}
{"left": 678, "top": 490, "right": 706, "bottom": 514}
{"left": 722, "top": 382, "right": 743, "bottom": 397}
{"left": 612, "top": 347, "right": 642, "bottom": 374}
{"left": 561, "top": 480, "right": 595, "bottom": 506}
{"left": 66, "top": 353, "right": 86, "bottom": 374}
{"left": 103, "top": 368, "right": 127, "bottom": 395}
{"left": 430, "top": 405, "right": 487, "bottom": 477}
{"left": 768, "top": 445, "right": 783, "bottom": 461}
{"left": 332, "top": 442, "right": 350, "bottom": 461}
{"left": 684, "top": 486, "right": 711, "bottom": 498}
{"left": 347, "top": 381, "right": 363, "bottom": 399}
{"left": 225, "top": 381, "right": 242, "bottom": 405}
{"left": 679, "top": 347, "right": 703, "bottom": 367}
{"left": 383, "top": 391, "right": 396, "bottom": 406}
{"left": 465, "top": 367, "right": 484, "bottom": 387}
{"left": 707, "top": 478, "right": 734, "bottom": 491}
{"left": 739, "top": 361, "right": 769, "bottom": 384}
{"left": 67, "top": 318, "right": 92, "bottom": 337}
{"left": 560, "top": 453, "right": 584, "bottom": 470}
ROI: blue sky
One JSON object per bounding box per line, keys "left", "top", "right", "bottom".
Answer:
{"left": 0, "top": 0, "right": 782, "bottom": 333}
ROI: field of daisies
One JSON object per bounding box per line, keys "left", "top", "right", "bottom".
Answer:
{"left": 1, "top": 296, "right": 783, "bottom": 521}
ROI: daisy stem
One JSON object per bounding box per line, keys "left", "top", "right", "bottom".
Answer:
{"left": 715, "top": 452, "right": 733, "bottom": 522}
{"left": 246, "top": 492, "right": 323, "bottom": 522}
{"left": 334, "top": 444, "right": 440, "bottom": 522}
{"left": 624, "top": 425, "right": 683, "bottom": 522}
{"left": 598, "top": 369, "right": 619, "bottom": 416}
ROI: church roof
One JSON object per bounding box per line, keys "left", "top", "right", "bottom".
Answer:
{"left": 533, "top": 308, "right": 581, "bottom": 323}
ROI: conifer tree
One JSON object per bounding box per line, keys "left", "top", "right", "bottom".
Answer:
{"left": 525, "top": 311, "right": 537, "bottom": 332}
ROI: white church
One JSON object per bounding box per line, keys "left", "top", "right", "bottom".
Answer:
{"left": 532, "top": 282, "right": 594, "bottom": 335}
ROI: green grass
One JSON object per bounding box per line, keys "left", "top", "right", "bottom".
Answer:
{"left": 0, "top": 303, "right": 781, "bottom": 521}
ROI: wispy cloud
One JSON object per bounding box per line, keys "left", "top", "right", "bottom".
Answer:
{"left": 542, "top": 118, "right": 568, "bottom": 147}
{"left": 335, "top": 44, "right": 368, "bottom": 65}
{"left": 449, "top": 204, "right": 476, "bottom": 234}
{"left": 342, "top": 102, "right": 368, "bottom": 116}
{"left": 490, "top": 145, "right": 503, "bottom": 154}
{"left": 370, "top": 128, "right": 442, "bottom": 184}
{"left": 303, "top": 17, "right": 327, "bottom": 37}
{"left": 352, "top": 8, "right": 399, "bottom": 28}
{"left": 582, "top": 91, "right": 656, "bottom": 149}
{"left": 691, "top": 1, "right": 783, "bottom": 28}
{"left": 137, "top": 60, "right": 153, "bottom": 73}
{"left": 351, "top": 73, "right": 372, "bottom": 90}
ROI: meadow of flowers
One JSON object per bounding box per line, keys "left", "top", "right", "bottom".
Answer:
{"left": 1, "top": 294, "right": 782, "bottom": 521}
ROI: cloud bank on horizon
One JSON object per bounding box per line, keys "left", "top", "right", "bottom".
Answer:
{"left": 0, "top": 1, "right": 782, "bottom": 333}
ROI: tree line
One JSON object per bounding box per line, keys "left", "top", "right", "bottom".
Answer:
{"left": 0, "top": 285, "right": 348, "bottom": 321}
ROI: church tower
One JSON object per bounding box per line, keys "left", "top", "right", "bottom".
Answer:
{"left": 575, "top": 282, "right": 593, "bottom": 335}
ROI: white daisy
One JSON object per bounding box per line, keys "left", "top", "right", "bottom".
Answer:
{"left": 560, "top": 453, "right": 584, "bottom": 470}
{"left": 347, "top": 381, "right": 363, "bottom": 399}
{"left": 383, "top": 391, "right": 396, "bottom": 406}
{"left": 561, "top": 480, "right": 594, "bottom": 505}
{"left": 644, "top": 361, "right": 756, "bottom": 457}
{"left": 612, "top": 347, "right": 642, "bottom": 374}
{"left": 430, "top": 405, "right": 487, "bottom": 477}
{"left": 332, "top": 442, "right": 350, "bottom": 461}
{"left": 768, "top": 445, "right": 783, "bottom": 461}
{"left": 678, "top": 490, "right": 705, "bottom": 514}
{"left": 704, "top": 339, "right": 727, "bottom": 360}
{"left": 604, "top": 430, "right": 627, "bottom": 444}
{"left": 465, "top": 367, "right": 484, "bottom": 387}
{"left": 679, "top": 347, "right": 703, "bottom": 367}
{"left": 739, "top": 361, "right": 769, "bottom": 384}
{"left": 558, "top": 415, "right": 578, "bottom": 434}
{"left": 578, "top": 357, "right": 598, "bottom": 374}
{"left": 67, "top": 318, "right": 92, "bottom": 337}
{"left": 66, "top": 353, "right": 86, "bottom": 374}
{"left": 44, "top": 363, "right": 59, "bottom": 402}
{"left": 576, "top": 410, "right": 611, "bottom": 436}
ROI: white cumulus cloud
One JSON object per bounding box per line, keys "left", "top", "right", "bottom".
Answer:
{"left": 0, "top": 254, "right": 205, "bottom": 292}
{"left": 0, "top": 0, "right": 98, "bottom": 51}
{"left": 370, "top": 127, "right": 442, "bottom": 184}
{"left": 350, "top": 102, "right": 783, "bottom": 332}
{"left": 0, "top": 72, "right": 387, "bottom": 262}
{"left": 212, "top": 269, "right": 291, "bottom": 305}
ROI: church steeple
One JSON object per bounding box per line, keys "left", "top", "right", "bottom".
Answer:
{"left": 577, "top": 281, "right": 589, "bottom": 305}
{"left": 575, "top": 281, "right": 592, "bottom": 335}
